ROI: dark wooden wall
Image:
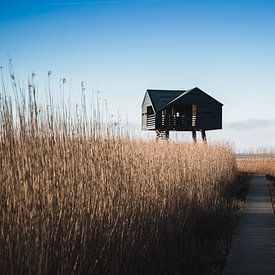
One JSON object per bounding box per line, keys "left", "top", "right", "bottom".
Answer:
{"left": 155, "top": 91, "right": 222, "bottom": 131}
{"left": 196, "top": 105, "right": 222, "bottom": 130}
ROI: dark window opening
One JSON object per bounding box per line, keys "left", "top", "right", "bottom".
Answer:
{"left": 147, "top": 106, "right": 154, "bottom": 115}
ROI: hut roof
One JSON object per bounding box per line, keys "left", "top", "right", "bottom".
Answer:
{"left": 146, "top": 90, "right": 183, "bottom": 111}
{"left": 147, "top": 87, "right": 223, "bottom": 112}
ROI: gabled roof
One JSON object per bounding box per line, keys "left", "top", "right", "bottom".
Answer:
{"left": 146, "top": 89, "right": 184, "bottom": 111}
{"left": 161, "top": 87, "right": 223, "bottom": 110}
{"left": 146, "top": 87, "right": 223, "bottom": 112}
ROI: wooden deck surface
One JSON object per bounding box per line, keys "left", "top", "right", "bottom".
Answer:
{"left": 223, "top": 174, "right": 275, "bottom": 275}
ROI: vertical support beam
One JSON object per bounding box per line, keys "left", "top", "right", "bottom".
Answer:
{"left": 192, "top": 130, "right": 197, "bottom": 143}
{"left": 165, "top": 129, "right": 169, "bottom": 140}
{"left": 201, "top": 129, "right": 207, "bottom": 143}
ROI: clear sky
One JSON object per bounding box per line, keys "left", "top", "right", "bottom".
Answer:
{"left": 1, "top": 0, "right": 275, "bottom": 150}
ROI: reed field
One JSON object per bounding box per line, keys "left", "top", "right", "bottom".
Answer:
{"left": 237, "top": 153, "right": 275, "bottom": 211}
{"left": 237, "top": 153, "right": 275, "bottom": 177}
{"left": 0, "top": 74, "right": 249, "bottom": 274}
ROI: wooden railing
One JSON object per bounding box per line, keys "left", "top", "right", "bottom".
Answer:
{"left": 161, "top": 115, "right": 187, "bottom": 127}
{"left": 146, "top": 114, "right": 155, "bottom": 127}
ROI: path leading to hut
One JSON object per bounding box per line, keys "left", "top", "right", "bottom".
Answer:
{"left": 223, "top": 174, "right": 275, "bottom": 275}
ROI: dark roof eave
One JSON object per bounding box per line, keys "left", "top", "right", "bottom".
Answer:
{"left": 145, "top": 88, "right": 224, "bottom": 112}
{"left": 157, "top": 88, "right": 223, "bottom": 111}
{"left": 146, "top": 89, "right": 185, "bottom": 112}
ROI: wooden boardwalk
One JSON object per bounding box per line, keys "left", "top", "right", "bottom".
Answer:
{"left": 223, "top": 174, "right": 275, "bottom": 274}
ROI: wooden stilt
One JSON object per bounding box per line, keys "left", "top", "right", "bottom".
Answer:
{"left": 201, "top": 129, "right": 207, "bottom": 143}
{"left": 165, "top": 129, "right": 169, "bottom": 140}
{"left": 192, "top": 130, "right": 197, "bottom": 143}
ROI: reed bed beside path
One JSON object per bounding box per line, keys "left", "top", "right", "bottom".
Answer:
{"left": 237, "top": 154, "right": 275, "bottom": 212}
{"left": 0, "top": 83, "right": 247, "bottom": 274}
{"left": 237, "top": 154, "right": 275, "bottom": 177}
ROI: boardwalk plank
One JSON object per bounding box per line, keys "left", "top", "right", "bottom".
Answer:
{"left": 223, "top": 174, "right": 275, "bottom": 275}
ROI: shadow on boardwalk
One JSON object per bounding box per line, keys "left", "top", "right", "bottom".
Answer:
{"left": 223, "top": 174, "right": 275, "bottom": 275}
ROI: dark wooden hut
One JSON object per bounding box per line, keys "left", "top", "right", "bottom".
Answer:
{"left": 141, "top": 87, "right": 223, "bottom": 141}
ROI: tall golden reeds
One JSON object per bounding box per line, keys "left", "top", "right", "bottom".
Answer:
{"left": 0, "top": 70, "right": 247, "bottom": 274}
{"left": 237, "top": 153, "right": 275, "bottom": 177}
{"left": 237, "top": 152, "right": 275, "bottom": 212}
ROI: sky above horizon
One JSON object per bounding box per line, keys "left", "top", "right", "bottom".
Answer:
{"left": 1, "top": 0, "right": 275, "bottom": 150}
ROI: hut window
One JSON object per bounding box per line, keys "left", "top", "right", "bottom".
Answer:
{"left": 147, "top": 106, "right": 154, "bottom": 115}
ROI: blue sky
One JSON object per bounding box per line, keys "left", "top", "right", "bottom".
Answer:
{"left": 1, "top": 0, "right": 275, "bottom": 150}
